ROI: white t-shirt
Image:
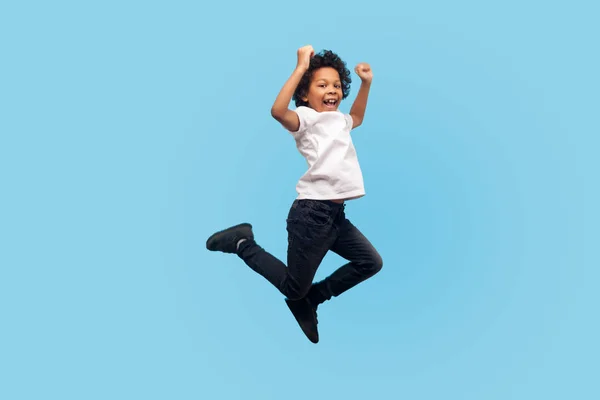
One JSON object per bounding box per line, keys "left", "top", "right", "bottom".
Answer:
{"left": 288, "top": 106, "right": 365, "bottom": 201}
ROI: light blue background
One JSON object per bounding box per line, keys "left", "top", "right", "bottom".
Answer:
{"left": 1, "top": 1, "right": 598, "bottom": 399}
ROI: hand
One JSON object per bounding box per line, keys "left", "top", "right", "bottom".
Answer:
{"left": 297, "top": 45, "right": 315, "bottom": 71}
{"left": 355, "top": 63, "right": 373, "bottom": 83}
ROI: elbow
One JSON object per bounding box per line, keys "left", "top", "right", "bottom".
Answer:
{"left": 271, "top": 107, "right": 283, "bottom": 120}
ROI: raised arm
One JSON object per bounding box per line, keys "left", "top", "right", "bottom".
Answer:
{"left": 270, "top": 45, "right": 314, "bottom": 132}
{"left": 349, "top": 63, "right": 373, "bottom": 129}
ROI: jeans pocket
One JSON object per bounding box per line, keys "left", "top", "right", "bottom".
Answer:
{"left": 305, "top": 209, "right": 331, "bottom": 226}
{"left": 296, "top": 200, "right": 332, "bottom": 227}
{"left": 287, "top": 212, "right": 331, "bottom": 243}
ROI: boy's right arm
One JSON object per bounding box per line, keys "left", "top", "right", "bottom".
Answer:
{"left": 270, "top": 45, "right": 314, "bottom": 132}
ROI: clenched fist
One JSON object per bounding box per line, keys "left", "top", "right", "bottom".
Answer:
{"left": 355, "top": 63, "right": 373, "bottom": 83}
{"left": 297, "top": 45, "right": 315, "bottom": 71}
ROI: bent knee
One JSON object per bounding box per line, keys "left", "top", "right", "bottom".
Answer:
{"left": 368, "top": 252, "right": 383, "bottom": 275}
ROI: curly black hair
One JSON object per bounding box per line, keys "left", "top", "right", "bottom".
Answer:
{"left": 293, "top": 50, "right": 352, "bottom": 108}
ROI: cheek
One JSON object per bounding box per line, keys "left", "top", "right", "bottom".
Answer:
{"left": 309, "top": 91, "right": 323, "bottom": 101}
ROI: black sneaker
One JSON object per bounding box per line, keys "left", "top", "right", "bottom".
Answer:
{"left": 206, "top": 223, "right": 254, "bottom": 254}
{"left": 285, "top": 297, "right": 319, "bottom": 343}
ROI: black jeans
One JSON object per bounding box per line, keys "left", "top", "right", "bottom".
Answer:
{"left": 236, "top": 199, "right": 383, "bottom": 304}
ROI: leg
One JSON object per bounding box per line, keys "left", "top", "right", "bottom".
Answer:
{"left": 308, "top": 216, "right": 383, "bottom": 306}
{"left": 282, "top": 203, "right": 337, "bottom": 300}
{"left": 236, "top": 200, "right": 339, "bottom": 344}
{"left": 206, "top": 222, "right": 294, "bottom": 293}
{"left": 234, "top": 200, "right": 336, "bottom": 300}
{"left": 207, "top": 200, "right": 341, "bottom": 343}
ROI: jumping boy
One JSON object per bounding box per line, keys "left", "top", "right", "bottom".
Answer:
{"left": 206, "top": 45, "right": 383, "bottom": 343}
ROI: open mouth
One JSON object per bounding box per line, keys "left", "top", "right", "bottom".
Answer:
{"left": 323, "top": 99, "right": 338, "bottom": 108}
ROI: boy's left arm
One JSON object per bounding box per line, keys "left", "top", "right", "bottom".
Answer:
{"left": 349, "top": 63, "right": 373, "bottom": 129}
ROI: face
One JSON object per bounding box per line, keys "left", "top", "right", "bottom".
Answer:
{"left": 302, "top": 67, "right": 343, "bottom": 112}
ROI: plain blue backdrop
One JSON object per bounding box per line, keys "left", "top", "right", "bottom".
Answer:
{"left": 1, "top": 1, "right": 598, "bottom": 399}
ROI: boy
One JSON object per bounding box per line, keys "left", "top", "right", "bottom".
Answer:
{"left": 206, "top": 45, "right": 382, "bottom": 343}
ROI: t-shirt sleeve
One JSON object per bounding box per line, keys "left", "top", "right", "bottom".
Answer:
{"left": 289, "top": 106, "right": 315, "bottom": 137}
{"left": 344, "top": 114, "right": 354, "bottom": 130}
